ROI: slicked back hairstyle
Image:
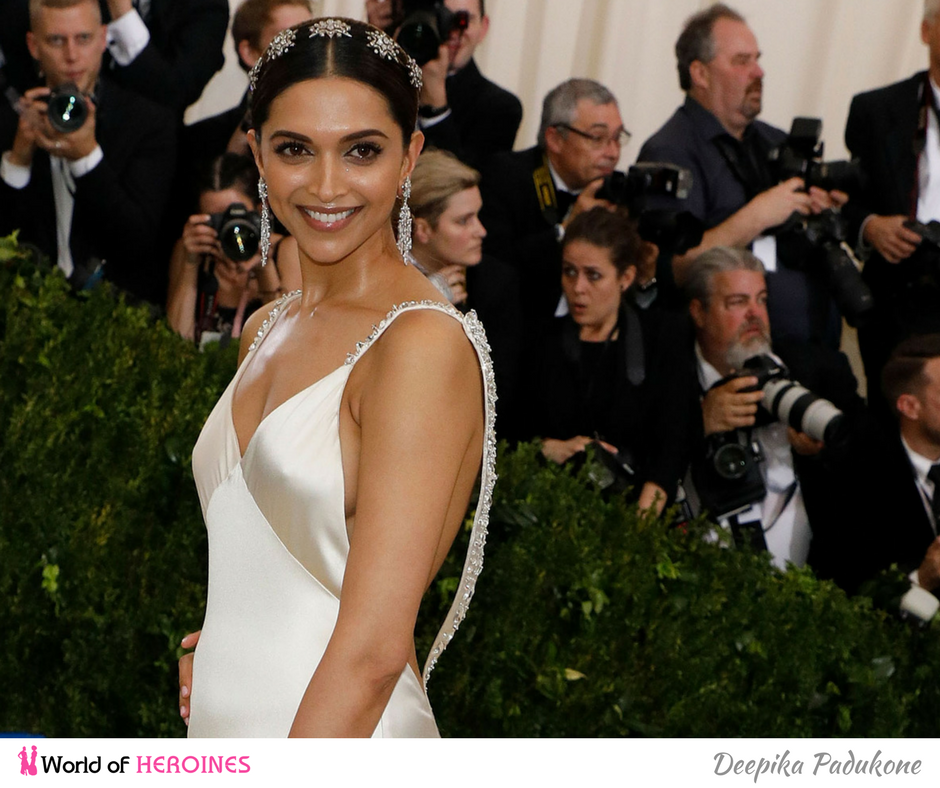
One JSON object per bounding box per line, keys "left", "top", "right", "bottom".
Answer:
{"left": 684, "top": 245, "right": 764, "bottom": 309}
{"left": 411, "top": 149, "right": 481, "bottom": 228}
{"left": 248, "top": 18, "right": 419, "bottom": 147}
{"left": 537, "top": 78, "right": 617, "bottom": 149}
{"left": 29, "top": 0, "right": 100, "bottom": 27}
{"left": 232, "top": 0, "right": 315, "bottom": 53}
{"left": 195, "top": 153, "right": 260, "bottom": 206}
{"left": 675, "top": 3, "right": 745, "bottom": 92}
{"left": 563, "top": 206, "right": 643, "bottom": 277}
{"left": 882, "top": 334, "right": 940, "bottom": 418}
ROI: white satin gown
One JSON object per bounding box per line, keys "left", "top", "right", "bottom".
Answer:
{"left": 187, "top": 293, "right": 497, "bottom": 738}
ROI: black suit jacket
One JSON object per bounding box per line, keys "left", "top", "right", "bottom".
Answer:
{"left": 421, "top": 58, "right": 522, "bottom": 170}
{"left": 479, "top": 145, "right": 569, "bottom": 333}
{"left": 811, "top": 422, "right": 937, "bottom": 595}
{"left": 0, "top": 76, "right": 177, "bottom": 304}
{"left": 103, "top": 0, "right": 229, "bottom": 114}
{"left": 844, "top": 72, "right": 940, "bottom": 389}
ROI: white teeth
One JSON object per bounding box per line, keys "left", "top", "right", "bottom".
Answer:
{"left": 303, "top": 208, "right": 355, "bottom": 224}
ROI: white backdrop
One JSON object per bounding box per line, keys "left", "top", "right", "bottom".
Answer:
{"left": 189, "top": 0, "right": 929, "bottom": 165}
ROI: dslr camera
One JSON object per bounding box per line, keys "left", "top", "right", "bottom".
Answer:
{"left": 397, "top": 0, "right": 470, "bottom": 66}
{"left": 694, "top": 354, "right": 847, "bottom": 519}
{"left": 767, "top": 117, "right": 873, "bottom": 326}
{"left": 594, "top": 162, "right": 704, "bottom": 256}
{"left": 40, "top": 82, "right": 88, "bottom": 134}
{"left": 206, "top": 203, "right": 262, "bottom": 263}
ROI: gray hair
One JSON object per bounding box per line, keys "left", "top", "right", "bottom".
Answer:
{"left": 926, "top": 0, "right": 940, "bottom": 22}
{"left": 675, "top": 3, "right": 745, "bottom": 92}
{"left": 537, "top": 78, "right": 617, "bottom": 149}
{"left": 684, "top": 246, "right": 765, "bottom": 309}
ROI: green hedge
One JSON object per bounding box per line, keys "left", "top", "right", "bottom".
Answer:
{"left": 2, "top": 236, "right": 938, "bottom": 737}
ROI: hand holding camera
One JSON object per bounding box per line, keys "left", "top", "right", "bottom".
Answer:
{"left": 13, "top": 84, "right": 97, "bottom": 164}
{"left": 702, "top": 375, "right": 763, "bottom": 435}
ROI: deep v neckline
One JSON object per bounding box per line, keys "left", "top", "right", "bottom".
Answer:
{"left": 229, "top": 291, "right": 351, "bottom": 462}
{"left": 231, "top": 363, "right": 349, "bottom": 462}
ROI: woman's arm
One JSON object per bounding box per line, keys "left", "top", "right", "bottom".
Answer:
{"left": 166, "top": 239, "right": 199, "bottom": 341}
{"left": 288, "top": 310, "right": 483, "bottom": 737}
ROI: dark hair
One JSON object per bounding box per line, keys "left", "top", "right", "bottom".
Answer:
{"left": 249, "top": 18, "right": 419, "bottom": 146}
{"left": 194, "top": 153, "right": 260, "bottom": 206}
{"left": 882, "top": 334, "right": 940, "bottom": 418}
{"left": 232, "top": 0, "right": 314, "bottom": 54}
{"left": 675, "top": 3, "right": 745, "bottom": 91}
{"left": 562, "top": 207, "right": 643, "bottom": 277}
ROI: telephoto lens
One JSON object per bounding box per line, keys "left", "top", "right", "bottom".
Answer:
{"left": 45, "top": 83, "right": 88, "bottom": 134}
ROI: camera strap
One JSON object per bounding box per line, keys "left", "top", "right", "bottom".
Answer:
{"left": 533, "top": 154, "right": 562, "bottom": 226}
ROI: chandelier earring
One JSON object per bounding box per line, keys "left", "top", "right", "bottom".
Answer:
{"left": 397, "top": 176, "right": 413, "bottom": 259}
{"left": 258, "top": 177, "right": 271, "bottom": 267}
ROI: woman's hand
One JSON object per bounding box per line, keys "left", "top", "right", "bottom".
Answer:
{"left": 178, "top": 630, "right": 200, "bottom": 726}
{"left": 438, "top": 264, "right": 468, "bottom": 305}
{"left": 181, "top": 215, "right": 221, "bottom": 264}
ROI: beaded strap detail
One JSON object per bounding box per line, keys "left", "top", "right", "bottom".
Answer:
{"left": 345, "top": 300, "right": 498, "bottom": 687}
{"left": 247, "top": 290, "right": 302, "bottom": 353}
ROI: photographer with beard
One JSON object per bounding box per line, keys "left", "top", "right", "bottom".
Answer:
{"left": 649, "top": 246, "right": 866, "bottom": 573}
{"left": 637, "top": 3, "right": 848, "bottom": 349}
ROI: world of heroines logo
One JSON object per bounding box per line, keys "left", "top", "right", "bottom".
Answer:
{"left": 15, "top": 745, "right": 251, "bottom": 776}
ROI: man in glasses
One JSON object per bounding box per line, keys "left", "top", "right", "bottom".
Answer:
{"left": 638, "top": 4, "right": 847, "bottom": 348}
{"left": 480, "top": 78, "right": 630, "bottom": 336}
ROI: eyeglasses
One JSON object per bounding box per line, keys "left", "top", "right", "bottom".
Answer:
{"left": 553, "top": 123, "right": 632, "bottom": 149}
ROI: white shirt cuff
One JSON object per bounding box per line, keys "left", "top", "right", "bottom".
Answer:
{"left": 1, "top": 151, "right": 32, "bottom": 188}
{"left": 69, "top": 145, "right": 104, "bottom": 178}
{"left": 418, "top": 108, "right": 453, "bottom": 130}
{"left": 910, "top": 567, "right": 922, "bottom": 588}
{"left": 856, "top": 214, "right": 875, "bottom": 257}
{"left": 107, "top": 10, "right": 151, "bottom": 66}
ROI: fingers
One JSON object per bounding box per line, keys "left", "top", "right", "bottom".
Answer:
{"left": 178, "top": 630, "right": 200, "bottom": 726}
{"left": 178, "top": 653, "right": 193, "bottom": 726}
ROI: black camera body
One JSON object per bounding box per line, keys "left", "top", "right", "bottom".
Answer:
{"left": 206, "top": 203, "right": 261, "bottom": 263}
{"left": 693, "top": 354, "right": 847, "bottom": 519}
{"left": 766, "top": 117, "right": 873, "bottom": 326}
{"left": 40, "top": 83, "right": 88, "bottom": 134}
{"left": 397, "top": 0, "right": 470, "bottom": 66}
{"left": 594, "top": 162, "right": 704, "bottom": 256}
{"left": 768, "top": 117, "right": 864, "bottom": 193}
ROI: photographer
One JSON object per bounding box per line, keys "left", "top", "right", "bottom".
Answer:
{"left": 842, "top": 1, "right": 940, "bottom": 418}
{"left": 370, "top": 0, "right": 522, "bottom": 169}
{"left": 524, "top": 207, "right": 680, "bottom": 498}
{"left": 808, "top": 334, "right": 940, "bottom": 597}
{"left": 637, "top": 3, "right": 849, "bottom": 349}
{"left": 480, "top": 78, "right": 632, "bottom": 336}
{"left": 655, "top": 246, "right": 866, "bottom": 571}
{"left": 0, "top": 0, "right": 175, "bottom": 304}
{"left": 166, "top": 153, "right": 300, "bottom": 347}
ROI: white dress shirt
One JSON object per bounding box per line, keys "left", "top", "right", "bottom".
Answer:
{"left": 0, "top": 146, "right": 104, "bottom": 277}
{"left": 692, "top": 343, "right": 812, "bottom": 569}
{"left": 107, "top": 8, "right": 151, "bottom": 67}
{"left": 917, "top": 76, "right": 940, "bottom": 224}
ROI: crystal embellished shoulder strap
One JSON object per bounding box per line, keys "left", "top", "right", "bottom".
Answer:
{"left": 345, "top": 300, "right": 498, "bottom": 686}
{"left": 247, "top": 290, "right": 302, "bottom": 352}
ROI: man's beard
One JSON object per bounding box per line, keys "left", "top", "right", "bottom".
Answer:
{"left": 724, "top": 319, "right": 771, "bottom": 371}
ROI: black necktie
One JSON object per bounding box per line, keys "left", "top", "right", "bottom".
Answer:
{"left": 927, "top": 464, "right": 940, "bottom": 522}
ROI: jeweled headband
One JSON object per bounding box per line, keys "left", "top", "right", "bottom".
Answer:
{"left": 248, "top": 18, "right": 423, "bottom": 94}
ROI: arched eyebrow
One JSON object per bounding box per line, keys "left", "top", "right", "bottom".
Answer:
{"left": 268, "top": 129, "right": 390, "bottom": 143}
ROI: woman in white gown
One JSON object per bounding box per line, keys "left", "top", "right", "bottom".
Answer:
{"left": 178, "top": 17, "right": 496, "bottom": 738}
